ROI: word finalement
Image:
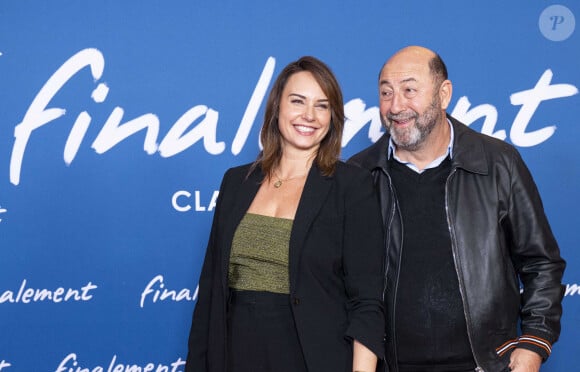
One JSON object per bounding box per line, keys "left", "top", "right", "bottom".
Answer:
{"left": 140, "top": 274, "right": 198, "bottom": 308}
{"left": 8, "top": 48, "right": 578, "bottom": 186}
{"left": 0, "top": 280, "right": 97, "bottom": 304}
{"left": 54, "top": 353, "right": 185, "bottom": 372}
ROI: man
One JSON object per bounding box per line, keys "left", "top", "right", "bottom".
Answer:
{"left": 349, "top": 46, "right": 565, "bottom": 372}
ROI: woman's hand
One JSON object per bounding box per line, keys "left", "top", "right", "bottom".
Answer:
{"left": 353, "top": 339, "right": 377, "bottom": 372}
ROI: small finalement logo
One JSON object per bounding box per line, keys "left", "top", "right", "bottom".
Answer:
{"left": 0, "top": 206, "right": 7, "bottom": 223}
{"left": 539, "top": 4, "right": 576, "bottom": 41}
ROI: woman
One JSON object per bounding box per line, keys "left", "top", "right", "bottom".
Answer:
{"left": 186, "top": 56, "right": 385, "bottom": 372}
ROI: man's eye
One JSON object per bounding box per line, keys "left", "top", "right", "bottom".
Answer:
{"left": 403, "top": 88, "right": 418, "bottom": 98}
{"left": 381, "top": 91, "right": 392, "bottom": 99}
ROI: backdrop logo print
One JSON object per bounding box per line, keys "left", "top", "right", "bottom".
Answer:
{"left": 140, "top": 274, "right": 199, "bottom": 308}
{"left": 54, "top": 353, "right": 186, "bottom": 372}
{"left": 172, "top": 190, "right": 219, "bottom": 212}
{"left": 0, "top": 205, "right": 6, "bottom": 223}
{"left": 8, "top": 49, "right": 578, "bottom": 186}
{"left": 450, "top": 69, "right": 577, "bottom": 146}
{"left": 565, "top": 283, "right": 580, "bottom": 296}
{"left": 9, "top": 48, "right": 275, "bottom": 186}
{"left": 0, "top": 360, "right": 11, "bottom": 371}
{"left": 0, "top": 280, "right": 98, "bottom": 304}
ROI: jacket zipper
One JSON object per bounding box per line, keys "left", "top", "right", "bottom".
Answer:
{"left": 445, "top": 167, "right": 484, "bottom": 371}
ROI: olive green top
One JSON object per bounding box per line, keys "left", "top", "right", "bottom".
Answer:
{"left": 228, "top": 213, "right": 293, "bottom": 294}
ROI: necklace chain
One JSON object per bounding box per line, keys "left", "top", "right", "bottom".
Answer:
{"left": 273, "top": 171, "right": 307, "bottom": 188}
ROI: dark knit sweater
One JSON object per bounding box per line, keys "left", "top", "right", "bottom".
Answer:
{"left": 390, "top": 157, "right": 476, "bottom": 371}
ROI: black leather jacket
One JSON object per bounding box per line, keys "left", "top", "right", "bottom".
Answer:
{"left": 349, "top": 115, "right": 565, "bottom": 372}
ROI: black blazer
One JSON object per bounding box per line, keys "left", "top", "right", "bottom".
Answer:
{"left": 186, "top": 161, "right": 385, "bottom": 372}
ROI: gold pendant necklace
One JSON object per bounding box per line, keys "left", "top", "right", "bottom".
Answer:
{"left": 273, "top": 171, "right": 307, "bottom": 188}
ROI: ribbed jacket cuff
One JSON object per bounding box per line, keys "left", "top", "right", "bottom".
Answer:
{"left": 496, "top": 331, "right": 554, "bottom": 362}
{"left": 515, "top": 334, "right": 552, "bottom": 361}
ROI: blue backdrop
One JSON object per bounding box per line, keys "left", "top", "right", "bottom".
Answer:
{"left": 1, "top": 1, "right": 578, "bottom": 371}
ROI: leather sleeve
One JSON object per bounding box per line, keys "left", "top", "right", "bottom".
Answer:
{"left": 507, "top": 149, "right": 566, "bottom": 356}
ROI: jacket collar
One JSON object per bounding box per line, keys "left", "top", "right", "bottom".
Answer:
{"left": 447, "top": 114, "right": 488, "bottom": 175}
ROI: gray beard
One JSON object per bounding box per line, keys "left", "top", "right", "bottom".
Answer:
{"left": 384, "top": 99, "right": 441, "bottom": 151}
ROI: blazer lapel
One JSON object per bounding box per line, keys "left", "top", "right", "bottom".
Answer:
{"left": 289, "top": 165, "right": 333, "bottom": 290}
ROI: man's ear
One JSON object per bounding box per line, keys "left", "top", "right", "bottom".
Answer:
{"left": 439, "top": 79, "right": 452, "bottom": 110}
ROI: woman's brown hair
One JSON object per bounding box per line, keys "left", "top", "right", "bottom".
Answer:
{"left": 254, "top": 56, "right": 344, "bottom": 179}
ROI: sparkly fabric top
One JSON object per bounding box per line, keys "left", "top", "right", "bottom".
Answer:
{"left": 228, "top": 213, "right": 293, "bottom": 294}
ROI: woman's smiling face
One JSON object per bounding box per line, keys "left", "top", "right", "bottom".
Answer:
{"left": 277, "top": 71, "right": 331, "bottom": 155}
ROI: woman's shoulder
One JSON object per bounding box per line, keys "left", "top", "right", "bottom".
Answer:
{"left": 325, "top": 161, "right": 375, "bottom": 192}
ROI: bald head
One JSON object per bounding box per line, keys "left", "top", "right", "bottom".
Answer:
{"left": 391, "top": 46, "right": 436, "bottom": 64}
{"left": 381, "top": 46, "right": 448, "bottom": 87}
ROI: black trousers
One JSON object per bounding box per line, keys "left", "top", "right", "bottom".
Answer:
{"left": 227, "top": 290, "right": 308, "bottom": 372}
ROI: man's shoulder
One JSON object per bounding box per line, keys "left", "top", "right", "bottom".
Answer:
{"left": 451, "top": 116, "right": 519, "bottom": 162}
{"left": 347, "top": 133, "right": 390, "bottom": 170}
